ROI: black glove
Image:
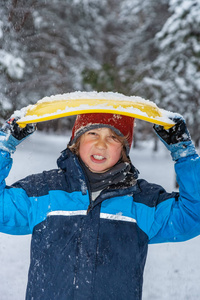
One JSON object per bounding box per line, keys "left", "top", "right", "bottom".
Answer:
{"left": 153, "top": 115, "right": 196, "bottom": 161}
{"left": 153, "top": 116, "right": 191, "bottom": 145}
{"left": 1, "top": 117, "right": 36, "bottom": 140}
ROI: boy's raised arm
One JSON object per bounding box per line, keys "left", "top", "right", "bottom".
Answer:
{"left": 149, "top": 116, "right": 200, "bottom": 243}
{"left": 0, "top": 118, "right": 36, "bottom": 235}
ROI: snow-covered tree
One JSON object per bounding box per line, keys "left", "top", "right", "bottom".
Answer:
{"left": 116, "top": 0, "right": 170, "bottom": 97}
{"left": 145, "top": 0, "right": 200, "bottom": 145}
{"left": 0, "top": 0, "right": 36, "bottom": 118}
{"left": 82, "top": 0, "right": 123, "bottom": 93}
{"left": 28, "top": 0, "right": 106, "bottom": 93}
{"left": 0, "top": 0, "right": 107, "bottom": 123}
{"left": 83, "top": 0, "right": 170, "bottom": 94}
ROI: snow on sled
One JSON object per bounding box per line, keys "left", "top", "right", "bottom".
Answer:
{"left": 16, "top": 91, "right": 175, "bottom": 129}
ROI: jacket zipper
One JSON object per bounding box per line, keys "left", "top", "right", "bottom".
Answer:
{"left": 78, "top": 162, "right": 93, "bottom": 214}
{"left": 87, "top": 202, "right": 93, "bottom": 214}
{"left": 86, "top": 183, "right": 93, "bottom": 214}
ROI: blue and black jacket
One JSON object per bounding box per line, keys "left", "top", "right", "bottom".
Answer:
{"left": 0, "top": 134, "right": 200, "bottom": 300}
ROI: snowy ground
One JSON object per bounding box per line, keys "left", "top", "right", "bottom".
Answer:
{"left": 0, "top": 131, "right": 200, "bottom": 300}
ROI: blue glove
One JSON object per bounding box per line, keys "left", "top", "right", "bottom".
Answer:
{"left": 0, "top": 117, "right": 36, "bottom": 153}
{"left": 153, "top": 116, "right": 197, "bottom": 161}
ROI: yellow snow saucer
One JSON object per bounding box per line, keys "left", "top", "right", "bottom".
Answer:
{"left": 17, "top": 98, "right": 175, "bottom": 129}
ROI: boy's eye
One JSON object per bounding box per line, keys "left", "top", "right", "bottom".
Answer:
{"left": 87, "top": 131, "right": 97, "bottom": 136}
{"left": 111, "top": 135, "right": 119, "bottom": 142}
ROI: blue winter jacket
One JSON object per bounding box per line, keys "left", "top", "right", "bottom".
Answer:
{"left": 0, "top": 140, "right": 200, "bottom": 300}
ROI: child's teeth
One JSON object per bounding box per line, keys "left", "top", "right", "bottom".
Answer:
{"left": 93, "top": 155, "right": 104, "bottom": 160}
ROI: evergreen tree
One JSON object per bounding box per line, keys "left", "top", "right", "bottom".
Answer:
{"left": 116, "top": 0, "right": 170, "bottom": 97}
{"left": 0, "top": 0, "right": 28, "bottom": 119}
{"left": 0, "top": 0, "right": 106, "bottom": 123}
{"left": 145, "top": 0, "right": 200, "bottom": 145}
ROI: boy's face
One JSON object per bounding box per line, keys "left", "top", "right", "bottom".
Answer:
{"left": 79, "top": 127, "right": 123, "bottom": 173}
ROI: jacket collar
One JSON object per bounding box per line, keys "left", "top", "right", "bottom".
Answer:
{"left": 57, "top": 148, "right": 88, "bottom": 195}
{"left": 57, "top": 148, "right": 139, "bottom": 198}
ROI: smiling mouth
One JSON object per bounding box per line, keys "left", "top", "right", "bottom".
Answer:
{"left": 91, "top": 155, "right": 106, "bottom": 162}
{"left": 93, "top": 155, "right": 105, "bottom": 160}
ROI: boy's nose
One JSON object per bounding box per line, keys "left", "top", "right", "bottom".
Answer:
{"left": 95, "top": 138, "right": 107, "bottom": 149}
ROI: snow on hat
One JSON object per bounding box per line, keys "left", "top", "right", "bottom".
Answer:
{"left": 70, "top": 113, "right": 134, "bottom": 154}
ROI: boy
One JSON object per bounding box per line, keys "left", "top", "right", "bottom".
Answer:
{"left": 0, "top": 112, "right": 200, "bottom": 300}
